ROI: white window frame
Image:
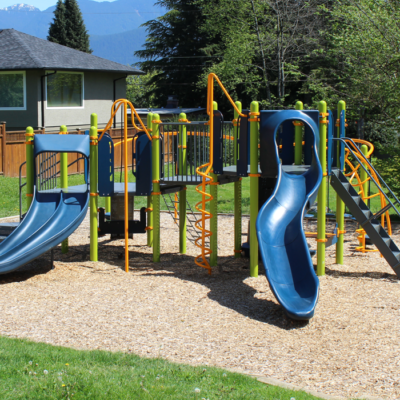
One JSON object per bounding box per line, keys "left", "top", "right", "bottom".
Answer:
{"left": 46, "top": 71, "right": 84, "bottom": 109}
{"left": 0, "top": 71, "right": 27, "bottom": 111}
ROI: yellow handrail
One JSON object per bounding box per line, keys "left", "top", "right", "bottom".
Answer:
{"left": 343, "top": 141, "right": 392, "bottom": 253}
{"left": 194, "top": 73, "right": 244, "bottom": 274}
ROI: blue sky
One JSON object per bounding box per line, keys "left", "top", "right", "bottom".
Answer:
{"left": 0, "top": 0, "right": 116, "bottom": 11}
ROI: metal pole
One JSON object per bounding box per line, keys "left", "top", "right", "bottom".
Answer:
{"left": 317, "top": 102, "right": 327, "bottom": 276}
{"left": 294, "top": 101, "right": 303, "bottom": 165}
{"left": 179, "top": 112, "right": 187, "bottom": 254}
{"left": 152, "top": 113, "right": 161, "bottom": 262}
{"left": 249, "top": 101, "right": 259, "bottom": 277}
{"left": 89, "top": 125, "right": 98, "bottom": 262}
{"left": 210, "top": 101, "right": 218, "bottom": 266}
{"left": 25, "top": 126, "right": 34, "bottom": 211}
{"left": 336, "top": 101, "right": 346, "bottom": 264}
{"left": 60, "top": 124, "right": 69, "bottom": 254}
{"left": 147, "top": 112, "right": 154, "bottom": 247}
{"left": 234, "top": 101, "right": 242, "bottom": 259}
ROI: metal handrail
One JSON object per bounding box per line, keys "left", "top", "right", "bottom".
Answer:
{"left": 333, "top": 137, "right": 400, "bottom": 219}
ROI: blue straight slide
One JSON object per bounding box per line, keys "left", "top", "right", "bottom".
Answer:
{"left": 256, "top": 111, "right": 322, "bottom": 320}
{"left": 0, "top": 134, "right": 90, "bottom": 274}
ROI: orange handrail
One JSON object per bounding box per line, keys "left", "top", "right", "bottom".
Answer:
{"left": 343, "top": 141, "right": 392, "bottom": 254}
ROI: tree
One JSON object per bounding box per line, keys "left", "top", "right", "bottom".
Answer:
{"left": 197, "top": 0, "right": 329, "bottom": 108}
{"left": 48, "top": 0, "right": 91, "bottom": 53}
{"left": 135, "top": 0, "right": 219, "bottom": 108}
{"left": 47, "top": 0, "right": 67, "bottom": 46}
{"left": 126, "top": 71, "right": 158, "bottom": 108}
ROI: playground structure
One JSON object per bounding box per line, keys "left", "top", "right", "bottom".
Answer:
{"left": 1, "top": 73, "right": 400, "bottom": 321}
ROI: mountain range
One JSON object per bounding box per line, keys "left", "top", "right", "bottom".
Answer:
{"left": 0, "top": 0, "right": 164, "bottom": 65}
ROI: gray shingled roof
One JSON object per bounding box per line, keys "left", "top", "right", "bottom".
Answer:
{"left": 0, "top": 29, "right": 143, "bottom": 74}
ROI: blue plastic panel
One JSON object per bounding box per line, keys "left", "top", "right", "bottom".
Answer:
{"left": 279, "top": 120, "right": 294, "bottom": 165}
{"left": 34, "top": 134, "right": 90, "bottom": 158}
{"left": 133, "top": 132, "right": 152, "bottom": 196}
{"left": 327, "top": 110, "right": 334, "bottom": 175}
{"left": 237, "top": 110, "right": 249, "bottom": 177}
{"left": 212, "top": 110, "right": 224, "bottom": 175}
{"left": 98, "top": 133, "right": 114, "bottom": 197}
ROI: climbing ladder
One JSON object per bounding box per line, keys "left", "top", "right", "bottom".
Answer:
{"left": 162, "top": 193, "right": 208, "bottom": 245}
{"left": 330, "top": 138, "right": 400, "bottom": 277}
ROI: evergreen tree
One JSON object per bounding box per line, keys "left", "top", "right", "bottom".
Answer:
{"left": 47, "top": 0, "right": 67, "bottom": 46}
{"left": 64, "top": 0, "right": 91, "bottom": 53}
{"left": 48, "top": 0, "right": 91, "bottom": 53}
{"left": 135, "top": 0, "right": 219, "bottom": 108}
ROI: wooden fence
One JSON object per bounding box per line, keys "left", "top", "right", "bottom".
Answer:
{"left": 0, "top": 124, "right": 141, "bottom": 178}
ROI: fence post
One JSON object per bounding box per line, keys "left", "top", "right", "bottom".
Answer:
{"left": 152, "top": 113, "right": 161, "bottom": 262}
{"left": 317, "top": 101, "right": 327, "bottom": 276}
{"left": 25, "top": 126, "right": 34, "bottom": 210}
{"left": 179, "top": 112, "right": 187, "bottom": 254}
{"left": 249, "top": 101, "right": 259, "bottom": 277}
{"left": 1, "top": 122, "right": 6, "bottom": 176}
{"left": 234, "top": 101, "right": 242, "bottom": 259}
{"left": 147, "top": 112, "right": 154, "bottom": 247}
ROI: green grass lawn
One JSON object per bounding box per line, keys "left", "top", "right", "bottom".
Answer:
{"left": 1, "top": 168, "right": 398, "bottom": 220}
{"left": 0, "top": 336, "right": 322, "bottom": 400}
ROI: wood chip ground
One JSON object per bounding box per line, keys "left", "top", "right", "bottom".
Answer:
{"left": 1, "top": 212, "right": 399, "bottom": 399}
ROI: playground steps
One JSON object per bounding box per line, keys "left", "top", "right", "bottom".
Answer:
{"left": 0, "top": 222, "right": 19, "bottom": 243}
{"left": 331, "top": 168, "right": 400, "bottom": 277}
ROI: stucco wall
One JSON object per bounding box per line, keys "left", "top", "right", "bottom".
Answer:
{"left": 0, "top": 70, "right": 40, "bottom": 130}
{"left": 0, "top": 70, "right": 128, "bottom": 130}
{"left": 44, "top": 71, "right": 127, "bottom": 130}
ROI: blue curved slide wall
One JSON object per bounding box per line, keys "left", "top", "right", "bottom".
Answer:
{"left": 0, "top": 134, "right": 90, "bottom": 274}
{"left": 256, "top": 111, "right": 322, "bottom": 320}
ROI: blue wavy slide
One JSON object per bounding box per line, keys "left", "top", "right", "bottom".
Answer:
{"left": 0, "top": 134, "right": 90, "bottom": 274}
{"left": 256, "top": 111, "right": 322, "bottom": 320}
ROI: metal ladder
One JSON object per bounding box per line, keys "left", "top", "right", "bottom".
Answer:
{"left": 162, "top": 193, "right": 208, "bottom": 245}
{"left": 330, "top": 138, "right": 400, "bottom": 276}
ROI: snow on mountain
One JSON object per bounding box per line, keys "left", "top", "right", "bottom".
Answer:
{"left": 0, "top": 3, "right": 39, "bottom": 11}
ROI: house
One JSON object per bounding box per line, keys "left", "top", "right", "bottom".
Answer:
{"left": 0, "top": 29, "right": 143, "bottom": 131}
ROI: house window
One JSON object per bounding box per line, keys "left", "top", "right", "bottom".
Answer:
{"left": 0, "top": 71, "right": 26, "bottom": 110}
{"left": 46, "top": 72, "right": 84, "bottom": 108}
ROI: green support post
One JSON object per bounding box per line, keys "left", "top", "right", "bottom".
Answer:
{"left": 90, "top": 114, "right": 99, "bottom": 212}
{"left": 249, "top": 101, "right": 259, "bottom": 277}
{"left": 294, "top": 101, "right": 303, "bottom": 165}
{"left": 179, "top": 112, "right": 187, "bottom": 254}
{"left": 147, "top": 113, "right": 154, "bottom": 247}
{"left": 336, "top": 101, "right": 346, "bottom": 264}
{"left": 152, "top": 113, "right": 161, "bottom": 262}
{"left": 210, "top": 101, "right": 218, "bottom": 266}
{"left": 89, "top": 126, "right": 98, "bottom": 262}
{"left": 317, "top": 102, "right": 327, "bottom": 276}
{"left": 60, "top": 125, "right": 69, "bottom": 254}
{"left": 25, "top": 126, "right": 34, "bottom": 211}
{"left": 234, "top": 101, "right": 242, "bottom": 259}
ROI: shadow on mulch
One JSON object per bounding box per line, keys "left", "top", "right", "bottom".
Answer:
{"left": 1, "top": 242, "right": 308, "bottom": 330}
